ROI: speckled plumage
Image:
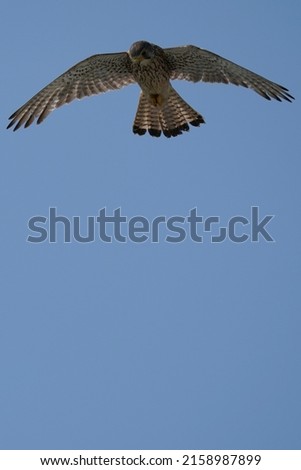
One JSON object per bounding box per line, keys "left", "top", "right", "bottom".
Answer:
{"left": 7, "top": 40, "right": 294, "bottom": 137}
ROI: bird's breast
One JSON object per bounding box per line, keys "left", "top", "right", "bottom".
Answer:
{"left": 132, "top": 56, "right": 171, "bottom": 95}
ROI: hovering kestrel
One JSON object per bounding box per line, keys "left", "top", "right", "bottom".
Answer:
{"left": 7, "top": 40, "right": 294, "bottom": 137}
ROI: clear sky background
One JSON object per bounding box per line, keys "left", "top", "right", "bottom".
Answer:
{"left": 1, "top": 0, "right": 300, "bottom": 450}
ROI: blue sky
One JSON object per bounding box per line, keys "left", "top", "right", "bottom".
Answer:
{"left": 1, "top": 0, "right": 300, "bottom": 450}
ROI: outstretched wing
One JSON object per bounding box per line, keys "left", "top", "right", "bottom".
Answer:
{"left": 164, "top": 45, "right": 294, "bottom": 102}
{"left": 7, "top": 52, "right": 135, "bottom": 131}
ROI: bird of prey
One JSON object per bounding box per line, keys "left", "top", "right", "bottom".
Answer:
{"left": 7, "top": 40, "right": 294, "bottom": 137}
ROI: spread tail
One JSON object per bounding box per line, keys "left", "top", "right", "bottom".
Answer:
{"left": 133, "top": 88, "right": 205, "bottom": 138}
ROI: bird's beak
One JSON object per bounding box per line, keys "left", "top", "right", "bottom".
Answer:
{"left": 131, "top": 55, "right": 144, "bottom": 63}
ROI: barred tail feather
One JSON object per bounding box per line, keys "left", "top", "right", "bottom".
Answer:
{"left": 132, "top": 93, "right": 161, "bottom": 137}
{"left": 133, "top": 88, "right": 205, "bottom": 138}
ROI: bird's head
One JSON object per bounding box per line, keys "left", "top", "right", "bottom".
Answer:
{"left": 128, "top": 41, "right": 155, "bottom": 63}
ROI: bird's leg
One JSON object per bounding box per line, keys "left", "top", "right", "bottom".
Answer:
{"left": 149, "top": 94, "right": 165, "bottom": 107}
